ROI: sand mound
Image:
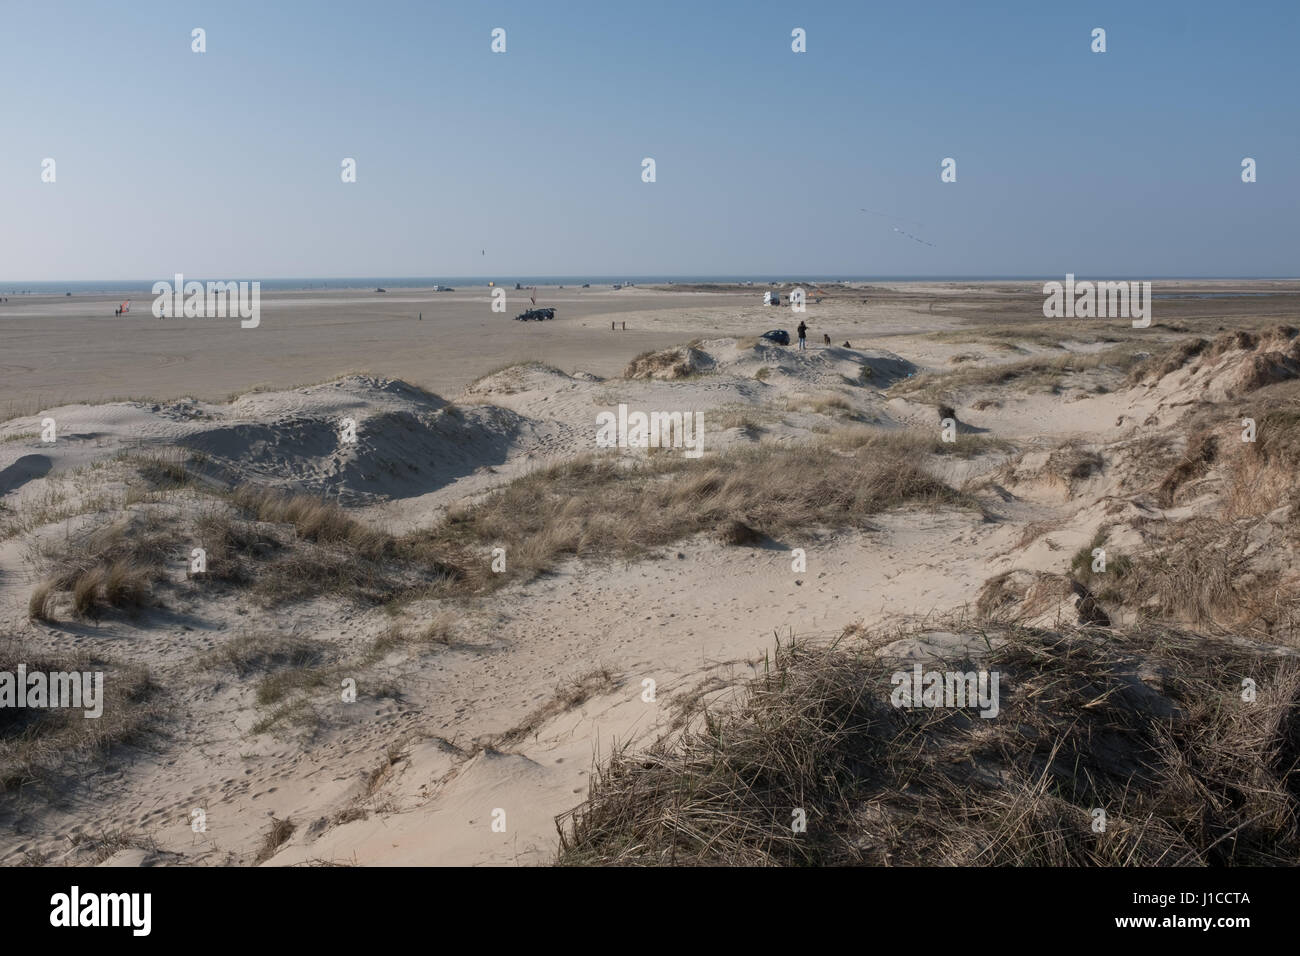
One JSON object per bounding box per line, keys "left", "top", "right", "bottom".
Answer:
{"left": 182, "top": 404, "right": 527, "bottom": 502}
{"left": 677, "top": 337, "right": 916, "bottom": 390}
{"left": 1227, "top": 351, "right": 1300, "bottom": 396}
{"left": 624, "top": 346, "right": 715, "bottom": 380}
{"left": 1133, "top": 326, "right": 1300, "bottom": 404}
{"left": 0, "top": 375, "right": 535, "bottom": 510}
{"left": 463, "top": 362, "right": 577, "bottom": 396}
{"left": 177, "top": 376, "right": 532, "bottom": 503}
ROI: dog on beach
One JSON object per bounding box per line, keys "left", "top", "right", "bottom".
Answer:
{"left": 823, "top": 333, "right": 831, "bottom": 346}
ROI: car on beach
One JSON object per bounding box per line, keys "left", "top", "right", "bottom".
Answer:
{"left": 515, "top": 308, "right": 555, "bottom": 321}
{"left": 760, "top": 329, "right": 790, "bottom": 345}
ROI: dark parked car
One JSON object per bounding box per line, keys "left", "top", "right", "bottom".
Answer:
{"left": 760, "top": 329, "right": 790, "bottom": 345}
{"left": 515, "top": 308, "right": 555, "bottom": 321}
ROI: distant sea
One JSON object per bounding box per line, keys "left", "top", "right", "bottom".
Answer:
{"left": 2, "top": 276, "right": 1297, "bottom": 295}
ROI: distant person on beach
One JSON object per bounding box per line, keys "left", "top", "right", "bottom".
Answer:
{"left": 797, "top": 320, "right": 808, "bottom": 350}
{"left": 612, "top": 321, "right": 615, "bottom": 330}
{"left": 622, "top": 321, "right": 626, "bottom": 330}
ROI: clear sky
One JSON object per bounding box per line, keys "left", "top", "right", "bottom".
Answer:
{"left": 3, "top": 0, "right": 1297, "bottom": 280}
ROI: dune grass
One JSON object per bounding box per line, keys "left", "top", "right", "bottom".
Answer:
{"left": 557, "top": 623, "right": 1300, "bottom": 866}
{"left": 29, "top": 482, "right": 464, "bottom": 619}
{"left": 0, "top": 642, "right": 161, "bottom": 794}
{"left": 894, "top": 345, "right": 1146, "bottom": 405}
{"left": 624, "top": 347, "right": 709, "bottom": 380}
{"left": 928, "top": 319, "right": 1140, "bottom": 350}
{"left": 429, "top": 434, "right": 980, "bottom": 591}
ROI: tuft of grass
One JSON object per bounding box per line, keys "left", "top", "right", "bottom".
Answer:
{"left": 256, "top": 660, "right": 341, "bottom": 708}
{"left": 0, "top": 642, "right": 162, "bottom": 794}
{"left": 254, "top": 816, "right": 296, "bottom": 864}
{"left": 230, "top": 485, "right": 389, "bottom": 558}
{"left": 369, "top": 613, "right": 458, "bottom": 657}
{"left": 102, "top": 559, "right": 148, "bottom": 608}
{"left": 1156, "top": 430, "right": 1218, "bottom": 507}
{"left": 27, "top": 580, "right": 55, "bottom": 622}
{"left": 787, "top": 393, "right": 857, "bottom": 418}
{"left": 624, "top": 347, "right": 709, "bottom": 380}
{"left": 718, "top": 518, "right": 763, "bottom": 546}
{"left": 67, "top": 828, "right": 161, "bottom": 865}
{"left": 250, "top": 700, "right": 319, "bottom": 735}
{"left": 1128, "top": 338, "right": 1209, "bottom": 384}
{"left": 557, "top": 624, "right": 1300, "bottom": 866}
{"left": 70, "top": 566, "right": 106, "bottom": 617}
{"left": 1043, "top": 442, "right": 1104, "bottom": 489}
{"left": 1069, "top": 530, "right": 1134, "bottom": 591}
{"left": 203, "top": 631, "right": 325, "bottom": 678}
{"left": 32, "top": 510, "right": 177, "bottom": 618}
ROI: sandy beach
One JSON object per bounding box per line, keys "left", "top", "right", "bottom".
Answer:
{"left": 4, "top": 280, "right": 1300, "bottom": 867}
{"left": 5, "top": 279, "right": 1298, "bottom": 413}
{"left": 0, "top": 286, "right": 752, "bottom": 415}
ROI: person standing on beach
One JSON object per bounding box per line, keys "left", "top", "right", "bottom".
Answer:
{"left": 797, "top": 320, "right": 808, "bottom": 350}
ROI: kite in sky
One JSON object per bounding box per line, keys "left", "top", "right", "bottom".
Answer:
{"left": 891, "top": 226, "right": 935, "bottom": 247}
{"left": 859, "top": 208, "right": 936, "bottom": 247}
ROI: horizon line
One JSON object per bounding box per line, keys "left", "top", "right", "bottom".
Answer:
{"left": 5, "top": 273, "right": 1300, "bottom": 287}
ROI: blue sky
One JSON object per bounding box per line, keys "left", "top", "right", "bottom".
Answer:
{"left": 2, "top": 0, "right": 1296, "bottom": 279}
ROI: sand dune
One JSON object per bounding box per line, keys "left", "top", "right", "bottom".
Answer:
{"left": 4, "top": 283, "right": 1300, "bottom": 866}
